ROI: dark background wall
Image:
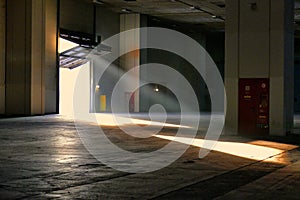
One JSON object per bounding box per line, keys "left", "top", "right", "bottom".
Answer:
{"left": 139, "top": 16, "right": 225, "bottom": 113}
{"left": 94, "top": 7, "right": 120, "bottom": 112}
{"left": 60, "top": 0, "right": 94, "bottom": 34}
{"left": 60, "top": 0, "right": 120, "bottom": 43}
{"left": 294, "top": 38, "right": 300, "bottom": 113}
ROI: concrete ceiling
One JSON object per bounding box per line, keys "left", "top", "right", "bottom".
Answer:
{"left": 92, "top": 0, "right": 225, "bottom": 30}
{"left": 87, "top": 0, "right": 300, "bottom": 32}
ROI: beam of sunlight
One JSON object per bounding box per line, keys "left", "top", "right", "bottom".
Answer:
{"left": 78, "top": 113, "right": 191, "bottom": 128}
{"left": 155, "top": 135, "right": 298, "bottom": 163}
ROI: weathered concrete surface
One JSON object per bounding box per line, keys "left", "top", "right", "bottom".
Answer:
{"left": 0, "top": 115, "right": 299, "bottom": 199}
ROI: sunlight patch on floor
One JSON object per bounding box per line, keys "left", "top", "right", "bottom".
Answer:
{"left": 155, "top": 135, "right": 298, "bottom": 163}
{"left": 93, "top": 113, "right": 191, "bottom": 128}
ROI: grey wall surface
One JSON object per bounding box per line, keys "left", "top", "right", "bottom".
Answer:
{"left": 93, "top": 7, "right": 120, "bottom": 112}
{"left": 294, "top": 38, "right": 300, "bottom": 112}
{"left": 96, "top": 7, "right": 120, "bottom": 41}
{"left": 139, "top": 17, "right": 224, "bottom": 113}
{"left": 5, "top": 0, "right": 58, "bottom": 115}
{"left": 60, "top": 0, "right": 94, "bottom": 34}
{"left": 94, "top": 7, "right": 120, "bottom": 112}
{"left": 0, "top": 0, "right": 5, "bottom": 114}
{"left": 239, "top": 0, "right": 270, "bottom": 78}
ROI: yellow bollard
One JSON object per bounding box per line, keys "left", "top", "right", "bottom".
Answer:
{"left": 100, "top": 95, "right": 106, "bottom": 112}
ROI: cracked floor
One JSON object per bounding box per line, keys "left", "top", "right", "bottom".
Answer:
{"left": 0, "top": 115, "right": 299, "bottom": 199}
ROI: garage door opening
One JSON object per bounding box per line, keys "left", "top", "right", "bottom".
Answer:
{"left": 58, "top": 29, "right": 112, "bottom": 116}
{"left": 58, "top": 37, "right": 91, "bottom": 115}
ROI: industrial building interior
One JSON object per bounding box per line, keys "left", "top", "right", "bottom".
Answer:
{"left": 0, "top": 0, "right": 300, "bottom": 199}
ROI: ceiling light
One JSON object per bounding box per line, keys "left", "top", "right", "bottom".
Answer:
{"left": 190, "top": 5, "right": 201, "bottom": 10}
{"left": 92, "top": 0, "right": 104, "bottom": 4}
{"left": 122, "top": 8, "right": 132, "bottom": 13}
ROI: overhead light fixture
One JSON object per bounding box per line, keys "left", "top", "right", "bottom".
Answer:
{"left": 190, "top": 5, "right": 200, "bottom": 10}
{"left": 177, "top": 0, "right": 224, "bottom": 20}
{"left": 92, "top": 0, "right": 104, "bottom": 4}
{"left": 154, "top": 85, "right": 159, "bottom": 92}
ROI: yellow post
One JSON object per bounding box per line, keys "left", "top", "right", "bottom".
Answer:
{"left": 100, "top": 95, "right": 106, "bottom": 112}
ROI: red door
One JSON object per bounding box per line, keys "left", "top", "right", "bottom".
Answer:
{"left": 238, "top": 78, "right": 269, "bottom": 135}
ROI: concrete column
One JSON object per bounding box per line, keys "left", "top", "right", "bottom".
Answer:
{"left": 269, "top": 0, "right": 294, "bottom": 134}
{"left": 44, "top": 0, "right": 58, "bottom": 113}
{"left": 225, "top": 0, "right": 294, "bottom": 136}
{"left": 0, "top": 0, "right": 5, "bottom": 114}
{"left": 224, "top": 0, "right": 239, "bottom": 135}
{"left": 6, "top": 0, "right": 57, "bottom": 115}
{"left": 120, "top": 14, "right": 140, "bottom": 112}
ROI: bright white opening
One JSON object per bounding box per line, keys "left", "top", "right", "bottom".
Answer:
{"left": 58, "top": 37, "right": 90, "bottom": 115}
{"left": 59, "top": 63, "right": 90, "bottom": 115}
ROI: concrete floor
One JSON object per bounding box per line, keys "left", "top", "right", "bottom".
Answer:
{"left": 0, "top": 114, "right": 299, "bottom": 199}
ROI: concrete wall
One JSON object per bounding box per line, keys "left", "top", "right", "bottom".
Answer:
{"left": 6, "top": 0, "right": 32, "bottom": 115}
{"left": 239, "top": 0, "right": 270, "bottom": 77}
{"left": 295, "top": 38, "right": 300, "bottom": 112}
{"left": 96, "top": 7, "right": 120, "bottom": 41}
{"left": 60, "top": 0, "right": 94, "bottom": 34}
{"left": 139, "top": 16, "right": 223, "bottom": 112}
{"left": 0, "top": 0, "right": 5, "bottom": 114}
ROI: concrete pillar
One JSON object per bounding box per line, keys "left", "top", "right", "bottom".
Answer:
{"left": 120, "top": 14, "right": 140, "bottom": 112}
{"left": 269, "top": 0, "right": 294, "bottom": 135}
{"left": 225, "top": 0, "right": 294, "bottom": 136}
{"left": 6, "top": 0, "right": 57, "bottom": 115}
{"left": 44, "top": 0, "right": 58, "bottom": 113}
{"left": 0, "top": 0, "right": 5, "bottom": 115}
